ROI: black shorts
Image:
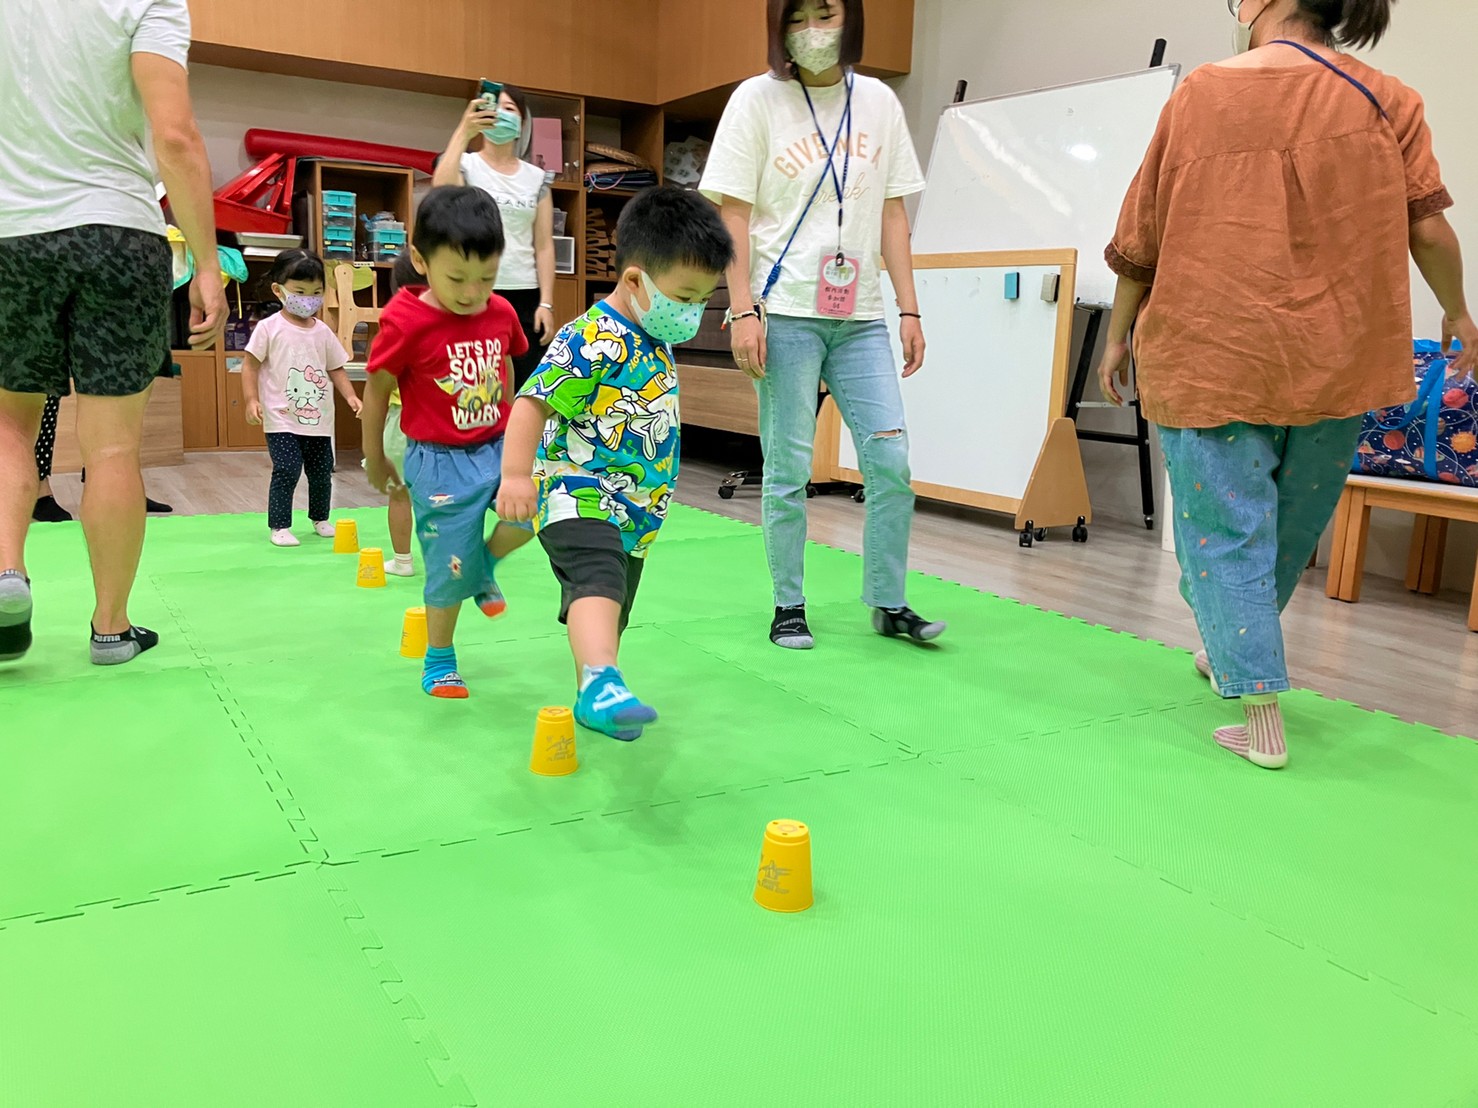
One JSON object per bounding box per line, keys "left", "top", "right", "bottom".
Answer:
{"left": 538, "top": 518, "right": 646, "bottom": 632}
{"left": 0, "top": 224, "right": 171, "bottom": 397}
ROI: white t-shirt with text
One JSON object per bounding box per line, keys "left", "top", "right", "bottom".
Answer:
{"left": 245, "top": 313, "right": 349, "bottom": 437}
{"left": 460, "top": 155, "right": 553, "bottom": 291}
{"left": 0, "top": 0, "right": 191, "bottom": 239}
{"left": 700, "top": 73, "right": 926, "bottom": 321}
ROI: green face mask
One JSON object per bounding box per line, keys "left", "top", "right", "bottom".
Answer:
{"left": 484, "top": 108, "right": 523, "bottom": 146}
{"left": 632, "top": 271, "right": 706, "bottom": 345}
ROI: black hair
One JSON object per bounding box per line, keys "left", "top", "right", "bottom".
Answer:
{"left": 767, "top": 0, "right": 864, "bottom": 78}
{"left": 614, "top": 186, "right": 735, "bottom": 278}
{"left": 269, "top": 248, "right": 325, "bottom": 287}
{"left": 412, "top": 185, "right": 505, "bottom": 261}
{"left": 389, "top": 252, "right": 421, "bottom": 294}
{"left": 1291, "top": 0, "right": 1394, "bottom": 49}
{"left": 501, "top": 84, "right": 530, "bottom": 120}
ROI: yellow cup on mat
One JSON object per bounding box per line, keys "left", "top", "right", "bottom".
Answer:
{"left": 333, "top": 518, "right": 360, "bottom": 554}
{"left": 530, "top": 707, "right": 578, "bottom": 776}
{"left": 356, "top": 547, "right": 386, "bottom": 589}
{"left": 753, "top": 820, "right": 814, "bottom": 913}
{"left": 399, "top": 607, "right": 428, "bottom": 658}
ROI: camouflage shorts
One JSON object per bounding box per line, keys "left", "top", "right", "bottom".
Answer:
{"left": 0, "top": 224, "right": 171, "bottom": 397}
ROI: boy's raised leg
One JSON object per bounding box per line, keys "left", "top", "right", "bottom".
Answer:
{"left": 475, "top": 521, "right": 534, "bottom": 619}
{"left": 568, "top": 596, "right": 656, "bottom": 742}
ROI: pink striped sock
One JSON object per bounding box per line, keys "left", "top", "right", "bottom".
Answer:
{"left": 1213, "top": 694, "right": 1287, "bottom": 770}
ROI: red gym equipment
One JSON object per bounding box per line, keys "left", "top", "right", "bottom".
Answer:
{"left": 210, "top": 130, "right": 437, "bottom": 234}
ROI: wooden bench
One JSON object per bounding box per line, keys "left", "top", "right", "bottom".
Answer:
{"left": 1326, "top": 474, "right": 1478, "bottom": 632}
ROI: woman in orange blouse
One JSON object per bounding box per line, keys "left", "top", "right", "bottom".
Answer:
{"left": 1098, "top": 0, "right": 1477, "bottom": 770}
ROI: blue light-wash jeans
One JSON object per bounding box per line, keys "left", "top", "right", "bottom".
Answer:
{"left": 1158, "top": 418, "right": 1362, "bottom": 698}
{"left": 758, "top": 315, "right": 914, "bottom": 610}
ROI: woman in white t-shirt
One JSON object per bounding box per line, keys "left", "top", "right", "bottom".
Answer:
{"left": 433, "top": 83, "right": 557, "bottom": 389}
{"left": 701, "top": 0, "right": 945, "bottom": 651}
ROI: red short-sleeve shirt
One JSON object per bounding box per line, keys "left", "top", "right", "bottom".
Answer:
{"left": 368, "top": 289, "right": 528, "bottom": 446}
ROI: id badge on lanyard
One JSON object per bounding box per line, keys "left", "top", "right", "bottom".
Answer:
{"left": 802, "top": 78, "right": 858, "bottom": 318}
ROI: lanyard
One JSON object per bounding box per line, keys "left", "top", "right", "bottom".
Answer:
{"left": 800, "top": 72, "right": 853, "bottom": 262}
{"left": 760, "top": 71, "right": 855, "bottom": 303}
{"left": 1270, "top": 40, "right": 1390, "bottom": 120}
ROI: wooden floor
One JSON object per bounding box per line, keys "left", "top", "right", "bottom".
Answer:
{"left": 45, "top": 448, "right": 1478, "bottom": 739}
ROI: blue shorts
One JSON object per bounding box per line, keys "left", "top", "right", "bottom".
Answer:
{"left": 403, "top": 438, "right": 527, "bottom": 610}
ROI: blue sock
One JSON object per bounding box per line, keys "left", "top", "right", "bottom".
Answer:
{"left": 475, "top": 547, "right": 506, "bottom": 618}
{"left": 422, "top": 645, "right": 467, "bottom": 698}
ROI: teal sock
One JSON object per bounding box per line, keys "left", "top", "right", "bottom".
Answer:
{"left": 422, "top": 645, "right": 467, "bottom": 698}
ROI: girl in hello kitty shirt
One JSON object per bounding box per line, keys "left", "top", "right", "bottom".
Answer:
{"left": 243, "top": 249, "right": 361, "bottom": 547}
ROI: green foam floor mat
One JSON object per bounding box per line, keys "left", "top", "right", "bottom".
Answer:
{"left": 0, "top": 871, "right": 450, "bottom": 1107}
{"left": 929, "top": 695, "right": 1478, "bottom": 1025}
{"left": 2, "top": 503, "right": 1475, "bottom": 1104}
{"left": 220, "top": 628, "right": 907, "bottom": 856}
{"left": 333, "top": 763, "right": 1478, "bottom": 1106}
{"left": 0, "top": 666, "right": 309, "bottom": 920}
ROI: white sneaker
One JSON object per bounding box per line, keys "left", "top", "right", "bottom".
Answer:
{"left": 270, "top": 529, "right": 300, "bottom": 547}
{"left": 385, "top": 556, "right": 416, "bottom": 578}
{"left": 313, "top": 520, "right": 336, "bottom": 538}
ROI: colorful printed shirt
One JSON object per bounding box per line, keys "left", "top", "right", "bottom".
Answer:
{"left": 523, "top": 303, "right": 680, "bottom": 557}
{"left": 368, "top": 288, "right": 527, "bottom": 447}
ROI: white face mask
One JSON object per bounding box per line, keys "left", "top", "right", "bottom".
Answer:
{"left": 1230, "top": 0, "right": 1267, "bottom": 54}
{"left": 786, "top": 26, "right": 844, "bottom": 74}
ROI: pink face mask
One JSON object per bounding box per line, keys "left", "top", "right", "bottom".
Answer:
{"left": 283, "top": 293, "right": 324, "bottom": 319}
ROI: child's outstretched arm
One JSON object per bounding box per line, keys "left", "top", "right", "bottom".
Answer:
{"left": 497, "top": 396, "right": 553, "bottom": 522}
{"left": 361, "top": 371, "right": 398, "bottom": 492}
{"left": 241, "top": 353, "right": 265, "bottom": 426}
{"left": 327, "top": 367, "right": 362, "bottom": 416}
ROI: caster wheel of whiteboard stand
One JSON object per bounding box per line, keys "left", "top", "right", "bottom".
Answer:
{"left": 1145, "top": 516, "right": 1155, "bottom": 531}
{"left": 718, "top": 485, "right": 735, "bottom": 500}
{"left": 1072, "top": 515, "right": 1089, "bottom": 544}
{"left": 1034, "top": 528, "right": 1047, "bottom": 543}
{"left": 1019, "top": 520, "right": 1036, "bottom": 549}
{"left": 806, "top": 484, "right": 817, "bottom": 498}
{"left": 854, "top": 489, "right": 867, "bottom": 504}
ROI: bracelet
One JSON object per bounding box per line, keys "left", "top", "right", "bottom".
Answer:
{"left": 898, "top": 312, "right": 922, "bottom": 320}
{"left": 538, "top": 302, "right": 554, "bottom": 311}
{"left": 725, "top": 308, "right": 760, "bottom": 328}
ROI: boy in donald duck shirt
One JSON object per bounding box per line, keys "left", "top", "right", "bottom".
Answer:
{"left": 498, "top": 186, "right": 733, "bottom": 741}
{"left": 363, "top": 186, "right": 533, "bottom": 699}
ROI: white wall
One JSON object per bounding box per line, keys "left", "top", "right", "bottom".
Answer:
{"left": 896, "top": 0, "right": 1478, "bottom": 582}
{"left": 190, "top": 65, "right": 466, "bottom": 190}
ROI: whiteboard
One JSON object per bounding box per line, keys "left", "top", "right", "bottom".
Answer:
{"left": 836, "top": 266, "right": 1064, "bottom": 505}
{"left": 912, "top": 67, "right": 1179, "bottom": 306}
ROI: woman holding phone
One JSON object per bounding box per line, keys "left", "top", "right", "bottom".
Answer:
{"left": 434, "top": 83, "right": 557, "bottom": 389}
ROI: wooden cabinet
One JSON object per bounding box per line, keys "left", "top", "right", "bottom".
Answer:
{"left": 223, "top": 353, "right": 268, "bottom": 450}
{"left": 176, "top": 349, "right": 220, "bottom": 450}
{"left": 187, "top": 0, "right": 914, "bottom": 104}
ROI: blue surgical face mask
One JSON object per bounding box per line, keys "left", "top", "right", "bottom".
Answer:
{"left": 632, "top": 271, "right": 706, "bottom": 345}
{"left": 484, "top": 108, "right": 523, "bottom": 146}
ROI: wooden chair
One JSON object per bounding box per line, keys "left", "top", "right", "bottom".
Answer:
{"left": 323, "top": 261, "right": 380, "bottom": 354}
{"left": 1325, "top": 474, "right": 1478, "bottom": 632}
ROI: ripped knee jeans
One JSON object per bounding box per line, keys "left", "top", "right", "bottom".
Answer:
{"left": 757, "top": 315, "right": 915, "bottom": 609}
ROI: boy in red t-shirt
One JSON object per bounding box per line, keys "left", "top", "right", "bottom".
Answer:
{"left": 361, "top": 186, "right": 533, "bottom": 698}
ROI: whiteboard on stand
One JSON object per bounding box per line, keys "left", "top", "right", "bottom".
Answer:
{"left": 824, "top": 251, "right": 1092, "bottom": 533}
{"left": 911, "top": 66, "right": 1179, "bottom": 306}
{"left": 836, "top": 263, "right": 1063, "bottom": 508}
